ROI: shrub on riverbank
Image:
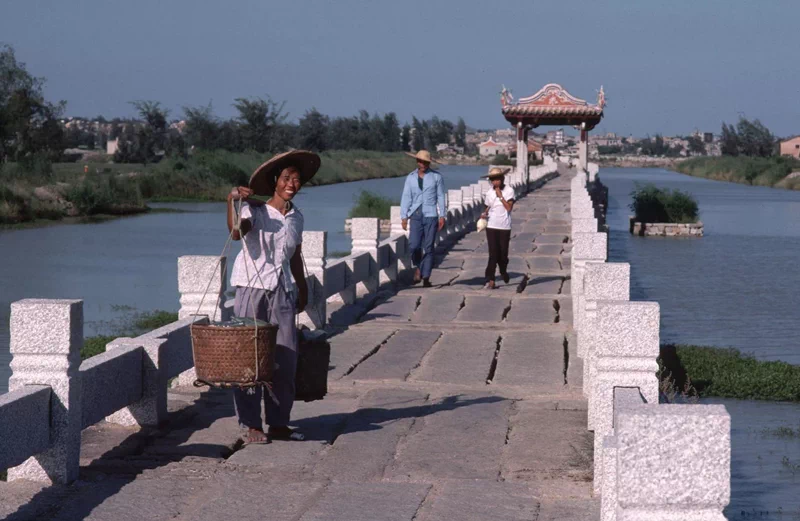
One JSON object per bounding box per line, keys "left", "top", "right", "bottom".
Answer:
{"left": 81, "top": 309, "right": 179, "bottom": 360}
{"left": 0, "top": 150, "right": 414, "bottom": 224}
{"left": 675, "top": 156, "right": 800, "bottom": 188}
{"left": 629, "top": 184, "right": 699, "bottom": 223}
{"left": 348, "top": 190, "right": 399, "bottom": 220}
{"left": 659, "top": 344, "right": 800, "bottom": 402}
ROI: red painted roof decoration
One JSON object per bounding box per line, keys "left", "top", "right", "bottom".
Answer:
{"left": 501, "top": 83, "right": 605, "bottom": 119}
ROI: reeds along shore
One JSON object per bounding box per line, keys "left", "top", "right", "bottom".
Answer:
{"left": 0, "top": 150, "right": 413, "bottom": 226}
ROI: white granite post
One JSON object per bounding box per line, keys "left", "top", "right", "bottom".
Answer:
{"left": 8, "top": 299, "right": 83, "bottom": 484}
{"left": 573, "top": 218, "right": 598, "bottom": 234}
{"left": 105, "top": 335, "right": 168, "bottom": 427}
{"left": 460, "top": 186, "right": 474, "bottom": 228}
{"left": 298, "top": 231, "right": 326, "bottom": 329}
{"left": 178, "top": 256, "right": 228, "bottom": 322}
{"left": 447, "top": 189, "right": 463, "bottom": 235}
{"left": 351, "top": 217, "right": 380, "bottom": 296}
{"left": 390, "top": 206, "right": 413, "bottom": 277}
{"left": 390, "top": 206, "right": 409, "bottom": 238}
{"left": 589, "top": 301, "right": 660, "bottom": 492}
{"left": 578, "top": 127, "right": 589, "bottom": 172}
{"left": 580, "top": 263, "right": 631, "bottom": 398}
{"left": 613, "top": 403, "right": 731, "bottom": 520}
{"left": 571, "top": 232, "right": 608, "bottom": 330}
{"left": 471, "top": 183, "right": 484, "bottom": 220}
{"left": 175, "top": 255, "right": 227, "bottom": 386}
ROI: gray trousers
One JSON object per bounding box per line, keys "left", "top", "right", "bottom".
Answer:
{"left": 232, "top": 280, "right": 297, "bottom": 429}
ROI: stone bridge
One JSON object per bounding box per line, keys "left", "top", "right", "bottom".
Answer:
{"left": 0, "top": 160, "right": 731, "bottom": 521}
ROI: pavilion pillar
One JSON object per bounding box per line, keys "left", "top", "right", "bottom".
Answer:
{"left": 579, "top": 124, "right": 588, "bottom": 172}
{"left": 516, "top": 122, "right": 529, "bottom": 189}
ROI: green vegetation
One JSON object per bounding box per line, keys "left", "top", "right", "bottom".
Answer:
{"left": 674, "top": 155, "right": 800, "bottom": 189}
{"left": 491, "top": 154, "right": 514, "bottom": 166}
{"left": 81, "top": 309, "right": 179, "bottom": 360}
{"left": 348, "top": 190, "right": 399, "bottom": 220}
{"left": 629, "top": 183, "right": 699, "bottom": 223}
{"left": 659, "top": 344, "right": 800, "bottom": 402}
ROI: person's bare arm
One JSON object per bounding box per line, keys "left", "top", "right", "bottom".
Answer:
{"left": 227, "top": 186, "right": 254, "bottom": 240}
{"left": 289, "top": 245, "right": 309, "bottom": 313}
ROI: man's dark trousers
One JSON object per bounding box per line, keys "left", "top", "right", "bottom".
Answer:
{"left": 409, "top": 210, "right": 438, "bottom": 279}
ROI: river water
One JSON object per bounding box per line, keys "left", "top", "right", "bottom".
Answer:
{"left": 603, "top": 168, "right": 800, "bottom": 519}
{"left": 0, "top": 165, "right": 487, "bottom": 393}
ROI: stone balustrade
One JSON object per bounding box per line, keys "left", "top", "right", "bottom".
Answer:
{"left": 0, "top": 162, "right": 561, "bottom": 486}
{"left": 571, "top": 163, "right": 731, "bottom": 520}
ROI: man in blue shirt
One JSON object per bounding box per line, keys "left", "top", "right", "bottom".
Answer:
{"left": 400, "top": 150, "right": 446, "bottom": 288}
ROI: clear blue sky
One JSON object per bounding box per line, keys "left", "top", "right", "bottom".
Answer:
{"left": 2, "top": 0, "right": 798, "bottom": 137}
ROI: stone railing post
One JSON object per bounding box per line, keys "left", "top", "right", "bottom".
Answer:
{"left": 590, "top": 301, "right": 660, "bottom": 492}
{"left": 471, "top": 183, "right": 483, "bottom": 218}
{"left": 611, "top": 402, "right": 730, "bottom": 520}
{"left": 461, "top": 186, "right": 474, "bottom": 228}
{"left": 175, "top": 255, "right": 227, "bottom": 386}
{"left": 390, "top": 206, "right": 413, "bottom": 277}
{"left": 580, "top": 263, "right": 631, "bottom": 397}
{"left": 447, "top": 189, "right": 463, "bottom": 236}
{"left": 8, "top": 299, "right": 83, "bottom": 484}
{"left": 390, "top": 206, "right": 409, "bottom": 238}
{"left": 351, "top": 217, "right": 380, "bottom": 295}
{"left": 178, "top": 256, "right": 228, "bottom": 322}
{"left": 571, "top": 232, "right": 608, "bottom": 330}
{"left": 105, "top": 336, "right": 168, "bottom": 428}
{"left": 298, "top": 231, "right": 326, "bottom": 329}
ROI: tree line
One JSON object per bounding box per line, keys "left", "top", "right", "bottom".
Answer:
{"left": 0, "top": 44, "right": 468, "bottom": 166}
{"left": 719, "top": 117, "right": 776, "bottom": 158}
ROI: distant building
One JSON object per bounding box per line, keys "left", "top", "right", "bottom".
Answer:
{"left": 545, "top": 129, "right": 565, "bottom": 146}
{"left": 436, "top": 143, "right": 450, "bottom": 153}
{"left": 703, "top": 132, "right": 714, "bottom": 143}
{"left": 478, "top": 138, "right": 509, "bottom": 157}
{"left": 106, "top": 138, "right": 120, "bottom": 156}
{"left": 780, "top": 136, "right": 800, "bottom": 159}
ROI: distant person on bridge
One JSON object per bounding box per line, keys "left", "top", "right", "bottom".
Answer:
{"left": 400, "top": 150, "right": 446, "bottom": 288}
{"left": 226, "top": 150, "right": 319, "bottom": 445}
{"left": 480, "top": 167, "right": 515, "bottom": 289}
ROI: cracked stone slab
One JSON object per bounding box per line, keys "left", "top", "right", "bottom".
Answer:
{"left": 415, "top": 480, "right": 540, "bottom": 521}
{"left": 328, "top": 328, "right": 397, "bottom": 379}
{"left": 528, "top": 257, "right": 562, "bottom": 272}
{"left": 505, "top": 298, "right": 557, "bottom": 324}
{"left": 314, "top": 388, "right": 428, "bottom": 482}
{"left": 522, "top": 277, "right": 563, "bottom": 295}
{"left": 410, "top": 330, "right": 500, "bottom": 385}
{"left": 362, "top": 295, "right": 419, "bottom": 322}
{"left": 503, "top": 404, "right": 593, "bottom": 488}
{"left": 144, "top": 415, "right": 240, "bottom": 459}
{"left": 386, "top": 393, "right": 513, "bottom": 481}
{"left": 347, "top": 329, "right": 442, "bottom": 380}
{"left": 509, "top": 240, "right": 536, "bottom": 254}
{"left": 462, "top": 256, "right": 527, "bottom": 273}
{"left": 299, "top": 482, "right": 431, "bottom": 521}
{"left": 535, "top": 234, "right": 568, "bottom": 245}
{"left": 562, "top": 278, "right": 572, "bottom": 294}
{"left": 537, "top": 498, "right": 600, "bottom": 520}
{"left": 456, "top": 296, "right": 510, "bottom": 323}
{"left": 532, "top": 244, "right": 564, "bottom": 256}
{"left": 493, "top": 331, "right": 566, "bottom": 389}
{"left": 427, "top": 269, "right": 461, "bottom": 287}
{"left": 411, "top": 293, "right": 464, "bottom": 324}
{"left": 176, "top": 476, "right": 325, "bottom": 521}
{"left": 558, "top": 298, "right": 573, "bottom": 325}
{"left": 449, "top": 270, "right": 491, "bottom": 291}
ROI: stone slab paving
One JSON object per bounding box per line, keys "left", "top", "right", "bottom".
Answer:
{"left": 0, "top": 172, "right": 598, "bottom": 521}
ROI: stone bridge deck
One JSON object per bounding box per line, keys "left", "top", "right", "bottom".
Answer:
{"left": 1, "top": 174, "right": 597, "bottom": 521}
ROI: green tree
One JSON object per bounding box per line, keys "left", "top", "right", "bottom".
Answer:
{"left": 455, "top": 117, "right": 467, "bottom": 148}
{"left": 401, "top": 123, "right": 411, "bottom": 152}
{"left": 720, "top": 123, "right": 739, "bottom": 156}
{"left": 687, "top": 135, "right": 705, "bottom": 155}
{"left": 233, "top": 96, "right": 288, "bottom": 153}
{"left": 128, "top": 100, "right": 170, "bottom": 163}
{"left": 298, "top": 107, "right": 329, "bottom": 151}
{"left": 736, "top": 117, "right": 774, "bottom": 157}
{"left": 0, "top": 44, "right": 66, "bottom": 161}
{"left": 380, "top": 112, "right": 401, "bottom": 152}
{"left": 411, "top": 116, "right": 424, "bottom": 151}
{"left": 183, "top": 102, "right": 220, "bottom": 150}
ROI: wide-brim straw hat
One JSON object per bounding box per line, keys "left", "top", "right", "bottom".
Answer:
{"left": 481, "top": 166, "right": 509, "bottom": 180}
{"left": 249, "top": 150, "right": 321, "bottom": 196}
{"left": 405, "top": 150, "right": 439, "bottom": 164}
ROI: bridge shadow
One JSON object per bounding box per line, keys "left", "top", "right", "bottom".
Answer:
{"left": 2, "top": 386, "right": 235, "bottom": 521}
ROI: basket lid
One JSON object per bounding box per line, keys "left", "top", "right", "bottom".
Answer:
{"left": 210, "top": 317, "right": 270, "bottom": 328}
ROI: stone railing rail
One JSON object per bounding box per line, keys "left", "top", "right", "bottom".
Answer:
{"left": 571, "top": 164, "right": 731, "bottom": 521}
{"left": 0, "top": 161, "right": 559, "bottom": 485}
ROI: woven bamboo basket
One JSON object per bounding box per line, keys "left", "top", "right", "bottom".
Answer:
{"left": 191, "top": 323, "right": 278, "bottom": 388}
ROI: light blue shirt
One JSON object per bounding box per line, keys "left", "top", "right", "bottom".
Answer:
{"left": 400, "top": 169, "right": 446, "bottom": 219}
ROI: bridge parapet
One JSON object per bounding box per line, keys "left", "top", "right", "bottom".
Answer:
{"left": 572, "top": 163, "right": 731, "bottom": 520}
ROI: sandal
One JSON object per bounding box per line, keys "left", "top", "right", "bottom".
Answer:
{"left": 268, "top": 426, "right": 305, "bottom": 441}
{"left": 242, "top": 428, "right": 270, "bottom": 445}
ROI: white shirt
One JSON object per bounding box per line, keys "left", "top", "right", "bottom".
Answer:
{"left": 230, "top": 202, "right": 304, "bottom": 292}
{"left": 484, "top": 186, "right": 516, "bottom": 230}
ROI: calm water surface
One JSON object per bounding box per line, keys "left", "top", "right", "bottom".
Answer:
{"left": 0, "top": 165, "right": 486, "bottom": 392}
{"left": 603, "top": 168, "right": 800, "bottom": 519}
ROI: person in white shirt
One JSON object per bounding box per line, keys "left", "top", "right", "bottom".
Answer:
{"left": 480, "top": 167, "right": 515, "bottom": 289}
{"left": 226, "top": 150, "right": 320, "bottom": 445}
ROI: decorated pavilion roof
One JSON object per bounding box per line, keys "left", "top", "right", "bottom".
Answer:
{"left": 501, "top": 83, "right": 605, "bottom": 128}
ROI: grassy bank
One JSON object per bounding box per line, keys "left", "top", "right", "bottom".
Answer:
{"left": 659, "top": 344, "right": 800, "bottom": 402}
{"left": 348, "top": 190, "right": 399, "bottom": 220}
{"left": 674, "top": 156, "right": 800, "bottom": 189}
{"left": 82, "top": 309, "right": 179, "bottom": 359}
{"left": 0, "top": 150, "right": 413, "bottom": 225}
